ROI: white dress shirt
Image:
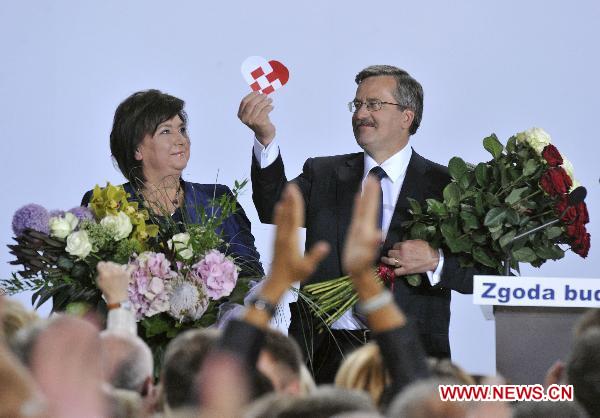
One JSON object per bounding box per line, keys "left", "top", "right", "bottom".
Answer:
{"left": 253, "top": 138, "right": 444, "bottom": 329}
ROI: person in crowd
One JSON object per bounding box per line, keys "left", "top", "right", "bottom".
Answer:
{"left": 1, "top": 298, "right": 39, "bottom": 342}
{"left": 335, "top": 343, "right": 390, "bottom": 406}
{"left": 82, "top": 89, "right": 263, "bottom": 278}
{"left": 210, "top": 179, "right": 430, "bottom": 416}
{"left": 512, "top": 399, "right": 588, "bottom": 418}
{"left": 161, "top": 327, "right": 221, "bottom": 416}
{"left": 239, "top": 65, "right": 480, "bottom": 382}
{"left": 100, "top": 331, "right": 154, "bottom": 396}
{"left": 257, "top": 328, "right": 305, "bottom": 395}
{"left": 567, "top": 328, "right": 600, "bottom": 418}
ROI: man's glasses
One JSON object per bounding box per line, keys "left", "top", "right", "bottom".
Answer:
{"left": 348, "top": 99, "right": 403, "bottom": 113}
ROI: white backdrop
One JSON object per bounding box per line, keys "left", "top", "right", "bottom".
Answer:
{"left": 1, "top": 0, "right": 598, "bottom": 376}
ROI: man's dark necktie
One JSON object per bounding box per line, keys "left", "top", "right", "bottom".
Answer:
{"left": 368, "top": 166, "right": 387, "bottom": 229}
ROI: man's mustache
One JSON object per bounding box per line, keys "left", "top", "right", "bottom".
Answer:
{"left": 353, "top": 119, "right": 376, "bottom": 129}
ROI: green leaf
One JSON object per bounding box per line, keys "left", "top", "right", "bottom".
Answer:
{"left": 473, "top": 247, "right": 498, "bottom": 268}
{"left": 405, "top": 274, "right": 422, "bottom": 287}
{"left": 485, "top": 193, "right": 501, "bottom": 206}
{"left": 443, "top": 183, "right": 461, "bottom": 208}
{"left": 512, "top": 247, "right": 537, "bottom": 262}
{"left": 410, "top": 223, "right": 429, "bottom": 240}
{"left": 484, "top": 207, "right": 507, "bottom": 227}
{"left": 522, "top": 159, "right": 538, "bottom": 176}
{"left": 505, "top": 187, "right": 529, "bottom": 205}
{"left": 536, "top": 245, "right": 565, "bottom": 260}
{"left": 504, "top": 208, "right": 520, "bottom": 226}
{"left": 506, "top": 136, "right": 517, "bottom": 153}
{"left": 474, "top": 163, "right": 489, "bottom": 187}
{"left": 483, "top": 134, "right": 504, "bottom": 159}
{"left": 475, "top": 194, "right": 485, "bottom": 216}
{"left": 426, "top": 199, "right": 448, "bottom": 217}
{"left": 407, "top": 198, "right": 422, "bottom": 215}
{"left": 545, "top": 226, "right": 563, "bottom": 240}
{"left": 499, "top": 230, "right": 516, "bottom": 249}
{"left": 448, "top": 157, "right": 469, "bottom": 181}
{"left": 460, "top": 211, "right": 479, "bottom": 231}
{"left": 142, "top": 316, "right": 170, "bottom": 338}
{"left": 440, "top": 220, "right": 459, "bottom": 240}
{"left": 446, "top": 236, "right": 472, "bottom": 253}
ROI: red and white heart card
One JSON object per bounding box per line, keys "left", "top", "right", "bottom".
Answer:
{"left": 241, "top": 56, "right": 289, "bottom": 95}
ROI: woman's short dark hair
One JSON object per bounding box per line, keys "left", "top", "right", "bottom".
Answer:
{"left": 110, "top": 89, "right": 187, "bottom": 185}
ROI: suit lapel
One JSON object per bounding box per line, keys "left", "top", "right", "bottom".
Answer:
{"left": 336, "top": 153, "right": 364, "bottom": 268}
{"left": 383, "top": 150, "right": 428, "bottom": 250}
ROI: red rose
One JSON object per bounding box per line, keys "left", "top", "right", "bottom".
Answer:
{"left": 572, "top": 230, "right": 591, "bottom": 258}
{"left": 555, "top": 196, "right": 578, "bottom": 223}
{"left": 566, "top": 222, "right": 585, "bottom": 239}
{"left": 540, "top": 167, "right": 573, "bottom": 196}
{"left": 377, "top": 263, "right": 396, "bottom": 283}
{"left": 541, "top": 144, "right": 563, "bottom": 167}
{"left": 575, "top": 201, "right": 590, "bottom": 225}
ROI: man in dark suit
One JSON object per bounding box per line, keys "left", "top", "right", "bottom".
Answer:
{"left": 238, "top": 65, "right": 476, "bottom": 383}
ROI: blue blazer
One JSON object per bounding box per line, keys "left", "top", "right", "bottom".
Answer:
{"left": 81, "top": 180, "right": 264, "bottom": 277}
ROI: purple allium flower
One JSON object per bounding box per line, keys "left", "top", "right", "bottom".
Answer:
{"left": 127, "top": 252, "right": 177, "bottom": 320}
{"left": 68, "top": 206, "right": 94, "bottom": 222}
{"left": 12, "top": 204, "right": 50, "bottom": 236}
{"left": 169, "top": 280, "right": 209, "bottom": 321}
{"left": 49, "top": 209, "right": 66, "bottom": 218}
{"left": 192, "top": 250, "right": 239, "bottom": 300}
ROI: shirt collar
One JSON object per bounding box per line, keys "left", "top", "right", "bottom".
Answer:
{"left": 363, "top": 143, "right": 413, "bottom": 183}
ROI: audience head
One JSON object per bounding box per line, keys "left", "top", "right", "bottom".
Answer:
{"left": 1, "top": 298, "right": 39, "bottom": 342}
{"left": 335, "top": 342, "right": 390, "bottom": 405}
{"left": 566, "top": 328, "right": 600, "bottom": 417}
{"left": 9, "top": 318, "right": 53, "bottom": 369}
{"left": 161, "top": 328, "right": 219, "bottom": 411}
{"left": 574, "top": 308, "right": 600, "bottom": 337}
{"left": 427, "top": 357, "right": 476, "bottom": 385}
{"left": 245, "top": 386, "right": 377, "bottom": 418}
{"left": 387, "top": 378, "right": 468, "bottom": 418}
{"left": 512, "top": 400, "right": 588, "bottom": 418}
{"left": 100, "top": 330, "right": 153, "bottom": 395}
{"left": 257, "top": 328, "right": 304, "bottom": 395}
{"left": 110, "top": 89, "right": 188, "bottom": 185}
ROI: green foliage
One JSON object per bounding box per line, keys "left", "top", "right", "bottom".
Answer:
{"left": 399, "top": 132, "right": 576, "bottom": 274}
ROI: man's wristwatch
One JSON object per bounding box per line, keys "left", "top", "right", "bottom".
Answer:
{"left": 245, "top": 296, "right": 277, "bottom": 316}
{"left": 107, "top": 299, "right": 132, "bottom": 311}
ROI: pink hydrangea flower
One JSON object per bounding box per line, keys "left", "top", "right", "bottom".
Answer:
{"left": 127, "top": 252, "right": 177, "bottom": 320}
{"left": 192, "top": 250, "right": 239, "bottom": 300}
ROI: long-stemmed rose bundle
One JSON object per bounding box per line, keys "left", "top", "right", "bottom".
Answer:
{"left": 302, "top": 128, "right": 591, "bottom": 328}
{"left": 3, "top": 181, "right": 259, "bottom": 365}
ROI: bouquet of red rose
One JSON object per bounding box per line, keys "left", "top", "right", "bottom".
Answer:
{"left": 302, "top": 128, "right": 590, "bottom": 328}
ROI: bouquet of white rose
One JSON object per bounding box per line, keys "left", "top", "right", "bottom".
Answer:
{"left": 3, "top": 181, "right": 257, "bottom": 364}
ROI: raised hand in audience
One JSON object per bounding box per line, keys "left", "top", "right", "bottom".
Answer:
{"left": 245, "top": 183, "right": 329, "bottom": 328}
{"left": 96, "top": 261, "right": 131, "bottom": 305}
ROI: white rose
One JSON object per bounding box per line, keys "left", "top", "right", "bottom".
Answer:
{"left": 168, "top": 233, "right": 194, "bottom": 260}
{"left": 66, "top": 230, "right": 92, "bottom": 259}
{"left": 49, "top": 212, "right": 79, "bottom": 239}
{"left": 515, "top": 127, "right": 552, "bottom": 155}
{"left": 100, "top": 211, "right": 133, "bottom": 241}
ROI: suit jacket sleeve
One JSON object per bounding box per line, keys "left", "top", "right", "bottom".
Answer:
{"left": 375, "top": 322, "right": 431, "bottom": 403}
{"left": 251, "top": 150, "right": 312, "bottom": 225}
